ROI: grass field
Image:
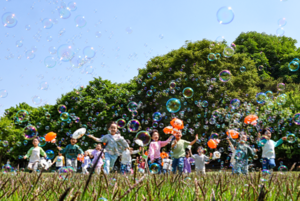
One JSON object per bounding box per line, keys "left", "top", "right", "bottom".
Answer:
{"left": 0, "top": 169, "right": 300, "bottom": 201}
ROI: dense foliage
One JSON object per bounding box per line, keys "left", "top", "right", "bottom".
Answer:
{"left": 2, "top": 31, "right": 300, "bottom": 167}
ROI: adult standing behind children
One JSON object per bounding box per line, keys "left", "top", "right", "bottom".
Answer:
{"left": 88, "top": 121, "right": 129, "bottom": 174}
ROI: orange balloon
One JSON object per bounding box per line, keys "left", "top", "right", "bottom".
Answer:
{"left": 163, "top": 126, "right": 173, "bottom": 134}
{"left": 160, "top": 152, "right": 169, "bottom": 159}
{"left": 77, "top": 154, "right": 84, "bottom": 162}
{"left": 144, "top": 151, "right": 148, "bottom": 156}
{"left": 207, "top": 139, "right": 217, "bottom": 149}
{"left": 170, "top": 118, "right": 184, "bottom": 130}
{"left": 45, "top": 132, "right": 57, "bottom": 142}
{"left": 226, "top": 130, "right": 239, "bottom": 139}
{"left": 244, "top": 115, "right": 258, "bottom": 125}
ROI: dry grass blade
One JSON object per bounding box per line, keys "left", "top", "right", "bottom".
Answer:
{"left": 210, "top": 189, "right": 216, "bottom": 201}
{"left": 258, "top": 184, "right": 266, "bottom": 201}
{"left": 58, "top": 187, "right": 71, "bottom": 201}
{"left": 118, "top": 175, "right": 146, "bottom": 200}
{"left": 230, "top": 188, "right": 237, "bottom": 201}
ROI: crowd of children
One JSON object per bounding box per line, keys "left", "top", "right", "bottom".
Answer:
{"left": 23, "top": 120, "right": 287, "bottom": 175}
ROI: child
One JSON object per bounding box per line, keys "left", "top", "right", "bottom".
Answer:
{"left": 257, "top": 129, "right": 286, "bottom": 170}
{"left": 82, "top": 151, "right": 92, "bottom": 175}
{"left": 120, "top": 145, "right": 141, "bottom": 174}
{"left": 57, "top": 138, "right": 84, "bottom": 172}
{"left": 226, "top": 138, "right": 236, "bottom": 174}
{"left": 228, "top": 134, "right": 255, "bottom": 175}
{"left": 148, "top": 129, "right": 173, "bottom": 174}
{"left": 171, "top": 130, "right": 198, "bottom": 174}
{"left": 189, "top": 147, "right": 210, "bottom": 174}
{"left": 52, "top": 152, "right": 65, "bottom": 170}
{"left": 162, "top": 155, "right": 172, "bottom": 174}
{"left": 88, "top": 121, "right": 129, "bottom": 174}
{"left": 23, "top": 137, "right": 47, "bottom": 172}
{"left": 183, "top": 151, "right": 195, "bottom": 174}
{"left": 90, "top": 144, "right": 105, "bottom": 174}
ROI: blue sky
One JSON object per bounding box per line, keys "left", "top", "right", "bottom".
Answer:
{"left": 0, "top": 0, "right": 297, "bottom": 115}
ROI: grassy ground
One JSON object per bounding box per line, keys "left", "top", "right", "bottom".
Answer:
{"left": 0, "top": 170, "right": 300, "bottom": 200}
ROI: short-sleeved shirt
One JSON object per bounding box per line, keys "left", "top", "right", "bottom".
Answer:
{"left": 60, "top": 144, "right": 84, "bottom": 159}
{"left": 171, "top": 139, "right": 190, "bottom": 159}
{"left": 91, "top": 150, "right": 104, "bottom": 167}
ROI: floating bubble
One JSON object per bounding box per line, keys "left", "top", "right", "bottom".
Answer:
{"left": 277, "top": 83, "right": 285, "bottom": 91}
{"left": 2, "top": 12, "right": 17, "bottom": 28}
{"left": 116, "top": 119, "right": 126, "bottom": 128}
{"left": 83, "top": 46, "right": 96, "bottom": 59}
{"left": 169, "top": 80, "right": 176, "bottom": 88}
{"left": 126, "top": 27, "right": 133, "bottom": 34}
{"left": 223, "top": 46, "right": 235, "bottom": 57}
{"left": 294, "top": 113, "right": 300, "bottom": 125}
{"left": 39, "top": 81, "right": 49, "bottom": 90}
{"left": 39, "top": 137, "right": 47, "bottom": 147}
{"left": 25, "top": 24, "right": 31, "bottom": 31}
{"left": 24, "top": 125, "right": 38, "bottom": 140}
{"left": 278, "top": 18, "right": 287, "bottom": 27}
{"left": 60, "top": 112, "right": 70, "bottom": 121}
{"left": 25, "top": 50, "right": 35, "bottom": 60}
{"left": 159, "top": 34, "right": 164, "bottom": 39}
{"left": 127, "top": 101, "right": 138, "bottom": 112}
{"left": 288, "top": 61, "right": 299, "bottom": 72}
{"left": 166, "top": 98, "right": 181, "bottom": 113}
{"left": 135, "top": 131, "right": 151, "bottom": 146}
{"left": 68, "top": 2, "right": 77, "bottom": 11}
{"left": 0, "top": 89, "right": 8, "bottom": 98}
{"left": 23, "top": 140, "right": 28, "bottom": 145}
{"left": 202, "top": 100, "right": 208, "bottom": 107}
{"left": 286, "top": 133, "right": 296, "bottom": 143}
{"left": 15, "top": 110, "right": 29, "bottom": 123}
{"left": 75, "top": 15, "right": 87, "bottom": 28}
{"left": 32, "top": 96, "right": 42, "bottom": 105}
{"left": 219, "top": 70, "right": 231, "bottom": 82}
{"left": 70, "top": 55, "right": 87, "bottom": 68}
{"left": 182, "top": 87, "right": 194, "bottom": 98}
{"left": 16, "top": 40, "right": 23, "bottom": 47}
{"left": 44, "top": 56, "right": 57, "bottom": 68}
{"left": 258, "top": 65, "right": 264, "bottom": 71}
{"left": 216, "top": 36, "right": 225, "bottom": 43}
{"left": 230, "top": 98, "right": 240, "bottom": 108}
{"left": 240, "top": 66, "right": 246, "bottom": 73}
{"left": 95, "top": 31, "right": 102, "bottom": 38}
{"left": 127, "top": 119, "right": 141, "bottom": 133}
{"left": 256, "top": 92, "right": 267, "bottom": 104}
{"left": 208, "top": 53, "right": 216, "bottom": 61}
{"left": 149, "top": 163, "right": 161, "bottom": 174}
{"left": 47, "top": 36, "right": 53, "bottom": 42}
{"left": 57, "top": 105, "right": 67, "bottom": 113}
{"left": 2, "top": 141, "right": 8, "bottom": 147}
{"left": 46, "top": 150, "right": 55, "bottom": 159}
{"left": 42, "top": 18, "right": 53, "bottom": 29}
{"left": 152, "top": 112, "right": 162, "bottom": 122}
{"left": 262, "top": 169, "right": 271, "bottom": 176}
{"left": 57, "top": 44, "right": 74, "bottom": 62}
{"left": 146, "top": 90, "right": 153, "bottom": 97}
{"left": 265, "top": 91, "right": 273, "bottom": 99}
{"left": 276, "top": 27, "right": 284, "bottom": 36}
{"left": 234, "top": 150, "right": 245, "bottom": 160}
{"left": 216, "top": 7, "right": 234, "bottom": 24}
{"left": 16, "top": 141, "right": 22, "bottom": 147}
{"left": 276, "top": 94, "right": 287, "bottom": 105}
{"left": 59, "top": 8, "right": 71, "bottom": 19}
{"left": 85, "top": 65, "right": 94, "bottom": 74}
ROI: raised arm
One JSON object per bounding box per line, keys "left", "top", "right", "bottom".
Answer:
{"left": 189, "top": 134, "right": 198, "bottom": 146}
{"left": 160, "top": 136, "right": 173, "bottom": 147}
{"left": 87, "top": 135, "right": 104, "bottom": 142}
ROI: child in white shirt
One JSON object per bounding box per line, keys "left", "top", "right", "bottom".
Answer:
{"left": 82, "top": 151, "right": 91, "bottom": 174}
{"left": 52, "top": 152, "right": 65, "bottom": 170}
{"left": 189, "top": 147, "right": 210, "bottom": 174}
{"left": 162, "top": 156, "right": 172, "bottom": 174}
{"left": 120, "top": 146, "right": 141, "bottom": 174}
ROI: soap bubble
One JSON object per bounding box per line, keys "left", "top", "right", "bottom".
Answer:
{"left": 265, "top": 91, "right": 273, "bottom": 99}
{"left": 42, "top": 18, "right": 53, "bottom": 29}
{"left": 135, "top": 131, "right": 151, "bottom": 146}
{"left": 59, "top": 8, "right": 71, "bottom": 19}
{"left": 240, "top": 66, "right": 246, "bottom": 72}
{"left": 39, "top": 137, "right": 47, "bottom": 147}
{"left": 127, "top": 102, "right": 138, "bottom": 112}
{"left": 39, "top": 81, "right": 49, "bottom": 90}
{"left": 25, "top": 24, "right": 31, "bottom": 31}
{"left": 126, "top": 27, "right": 133, "bottom": 34}
{"left": 234, "top": 150, "right": 245, "bottom": 160}
{"left": 85, "top": 66, "right": 94, "bottom": 74}
{"left": 0, "top": 89, "right": 8, "bottom": 98}
{"left": 32, "top": 96, "right": 42, "bottom": 105}
{"left": 278, "top": 18, "right": 287, "bottom": 27}
{"left": 47, "top": 36, "right": 53, "bottom": 42}
{"left": 219, "top": 70, "right": 231, "bottom": 82}
{"left": 152, "top": 112, "right": 162, "bottom": 122}
{"left": 182, "top": 87, "right": 194, "bottom": 98}
{"left": 48, "top": 46, "right": 57, "bottom": 54}
{"left": 2, "top": 12, "right": 17, "bottom": 28}
{"left": 24, "top": 125, "right": 38, "bottom": 140}
{"left": 46, "top": 150, "right": 55, "bottom": 159}
{"left": 277, "top": 83, "right": 285, "bottom": 91}
{"left": 223, "top": 46, "right": 235, "bottom": 57}
{"left": 159, "top": 34, "right": 164, "bottom": 39}
{"left": 286, "top": 133, "right": 296, "bottom": 143}
{"left": 276, "top": 27, "right": 284, "bottom": 36}
{"left": 278, "top": 165, "right": 288, "bottom": 172}
{"left": 230, "top": 98, "right": 240, "bottom": 108}
{"left": 116, "top": 119, "right": 126, "bottom": 128}
{"left": 44, "top": 56, "right": 57, "bottom": 68}
{"left": 16, "top": 110, "right": 29, "bottom": 123}
{"left": 208, "top": 53, "right": 216, "bottom": 61}
{"left": 169, "top": 80, "right": 176, "bottom": 88}
{"left": 75, "top": 15, "right": 87, "bottom": 28}
{"left": 68, "top": 2, "right": 77, "bottom": 11}
{"left": 258, "top": 65, "right": 264, "bottom": 71}
{"left": 288, "top": 61, "right": 299, "bottom": 72}
{"left": 57, "top": 105, "right": 67, "bottom": 113}
{"left": 83, "top": 46, "right": 96, "bottom": 59}
{"left": 293, "top": 113, "right": 300, "bottom": 125}
{"left": 149, "top": 163, "right": 161, "bottom": 174}
{"left": 16, "top": 40, "right": 23, "bottom": 47}
{"left": 127, "top": 119, "right": 141, "bottom": 133}
{"left": 216, "top": 7, "right": 234, "bottom": 25}
{"left": 256, "top": 92, "right": 267, "bottom": 104}
{"left": 166, "top": 98, "right": 181, "bottom": 113}
{"left": 70, "top": 55, "right": 87, "bottom": 68}
{"left": 25, "top": 50, "right": 35, "bottom": 60}
{"left": 95, "top": 31, "right": 102, "bottom": 38}
{"left": 276, "top": 94, "right": 287, "bottom": 105}
{"left": 60, "top": 112, "right": 70, "bottom": 121}
{"left": 57, "top": 44, "right": 74, "bottom": 62}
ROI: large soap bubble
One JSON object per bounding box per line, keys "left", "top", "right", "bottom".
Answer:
{"left": 127, "top": 119, "right": 141, "bottom": 133}
{"left": 46, "top": 150, "right": 55, "bottom": 159}
{"left": 149, "top": 163, "right": 161, "bottom": 174}
{"left": 294, "top": 113, "right": 300, "bottom": 125}
{"left": 15, "top": 110, "right": 29, "bottom": 123}
{"left": 256, "top": 92, "right": 267, "bottom": 104}
{"left": 2, "top": 12, "right": 17, "bottom": 28}
{"left": 216, "top": 7, "right": 234, "bottom": 24}
{"left": 182, "top": 87, "right": 194, "bottom": 98}
{"left": 127, "top": 101, "right": 138, "bottom": 112}
{"left": 223, "top": 46, "right": 235, "bottom": 57}
{"left": 219, "top": 70, "right": 231, "bottom": 82}
{"left": 135, "top": 131, "right": 151, "bottom": 146}
{"left": 57, "top": 44, "right": 74, "bottom": 62}
{"left": 152, "top": 112, "right": 162, "bottom": 122}
{"left": 24, "top": 125, "right": 38, "bottom": 140}
{"left": 116, "top": 119, "right": 126, "bottom": 128}
{"left": 57, "top": 105, "right": 67, "bottom": 114}
{"left": 166, "top": 98, "right": 181, "bottom": 113}
{"left": 288, "top": 61, "right": 299, "bottom": 72}
{"left": 60, "top": 112, "right": 70, "bottom": 121}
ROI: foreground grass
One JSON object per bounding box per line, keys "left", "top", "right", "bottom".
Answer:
{"left": 0, "top": 170, "right": 300, "bottom": 200}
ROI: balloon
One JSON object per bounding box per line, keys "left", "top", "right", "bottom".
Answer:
{"left": 170, "top": 118, "right": 184, "bottom": 130}
{"left": 72, "top": 128, "right": 86, "bottom": 139}
{"left": 45, "top": 132, "right": 57, "bottom": 142}
{"left": 226, "top": 130, "right": 239, "bottom": 139}
{"left": 163, "top": 126, "right": 173, "bottom": 134}
{"left": 77, "top": 154, "right": 84, "bottom": 162}
{"left": 244, "top": 115, "right": 258, "bottom": 125}
{"left": 207, "top": 139, "right": 218, "bottom": 149}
